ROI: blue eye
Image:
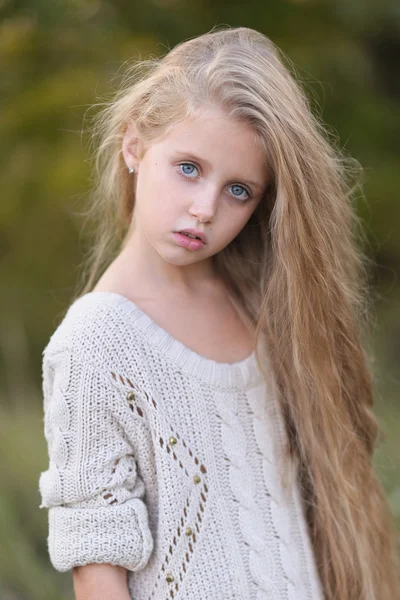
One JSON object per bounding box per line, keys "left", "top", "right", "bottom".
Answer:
{"left": 229, "top": 184, "right": 250, "bottom": 201}
{"left": 178, "top": 163, "right": 251, "bottom": 202}
{"left": 179, "top": 163, "right": 198, "bottom": 177}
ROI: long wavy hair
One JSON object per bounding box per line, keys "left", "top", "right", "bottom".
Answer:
{"left": 73, "top": 26, "right": 400, "bottom": 599}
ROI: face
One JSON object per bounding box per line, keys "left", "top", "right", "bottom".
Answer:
{"left": 122, "top": 104, "right": 269, "bottom": 275}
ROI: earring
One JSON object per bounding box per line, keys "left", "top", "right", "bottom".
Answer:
{"left": 128, "top": 166, "right": 135, "bottom": 174}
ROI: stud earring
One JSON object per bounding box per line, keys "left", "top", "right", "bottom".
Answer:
{"left": 128, "top": 166, "right": 135, "bottom": 174}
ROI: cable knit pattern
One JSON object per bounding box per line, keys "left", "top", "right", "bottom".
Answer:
{"left": 215, "top": 388, "right": 281, "bottom": 598}
{"left": 38, "top": 291, "right": 325, "bottom": 600}
{"left": 247, "top": 384, "right": 302, "bottom": 599}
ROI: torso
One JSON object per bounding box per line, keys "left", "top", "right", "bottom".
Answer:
{"left": 93, "top": 271, "right": 256, "bottom": 364}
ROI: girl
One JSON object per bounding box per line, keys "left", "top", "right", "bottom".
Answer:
{"left": 38, "top": 26, "right": 400, "bottom": 600}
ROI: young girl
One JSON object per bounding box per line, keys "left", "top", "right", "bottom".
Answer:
{"left": 38, "top": 26, "right": 400, "bottom": 600}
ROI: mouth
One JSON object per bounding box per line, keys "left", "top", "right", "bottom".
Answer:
{"left": 173, "top": 231, "right": 206, "bottom": 251}
{"left": 176, "top": 229, "right": 207, "bottom": 244}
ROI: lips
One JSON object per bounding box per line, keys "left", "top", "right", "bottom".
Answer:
{"left": 177, "top": 229, "right": 207, "bottom": 244}
{"left": 173, "top": 232, "right": 205, "bottom": 251}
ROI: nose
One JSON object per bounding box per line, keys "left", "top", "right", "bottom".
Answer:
{"left": 188, "top": 186, "right": 219, "bottom": 223}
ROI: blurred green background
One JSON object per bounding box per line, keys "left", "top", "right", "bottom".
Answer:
{"left": 1, "top": 0, "right": 399, "bottom": 597}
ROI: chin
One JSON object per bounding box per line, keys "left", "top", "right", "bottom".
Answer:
{"left": 158, "top": 246, "right": 207, "bottom": 266}
{"left": 165, "top": 253, "right": 205, "bottom": 266}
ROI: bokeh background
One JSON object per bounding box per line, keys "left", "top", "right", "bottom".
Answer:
{"left": 1, "top": 1, "right": 399, "bottom": 598}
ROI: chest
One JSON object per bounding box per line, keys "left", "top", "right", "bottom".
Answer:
{"left": 153, "top": 302, "right": 255, "bottom": 363}
{"left": 114, "top": 365, "right": 322, "bottom": 600}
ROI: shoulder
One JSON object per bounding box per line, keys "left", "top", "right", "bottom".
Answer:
{"left": 43, "top": 292, "right": 145, "bottom": 372}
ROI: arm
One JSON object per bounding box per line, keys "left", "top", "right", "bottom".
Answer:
{"left": 73, "top": 564, "right": 131, "bottom": 600}
{"left": 38, "top": 345, "right": 154, "bottom": 574}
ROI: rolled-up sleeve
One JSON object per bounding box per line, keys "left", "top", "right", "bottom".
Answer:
{"left": 38, "top": 346, "right": 154, "bottom": 573}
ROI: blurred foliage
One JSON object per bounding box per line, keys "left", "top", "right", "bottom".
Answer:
{"left": 0, "top": 0, "right": 399, "bottom": 597}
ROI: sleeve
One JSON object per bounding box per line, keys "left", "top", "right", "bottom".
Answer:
{"left": 38, "top": 345, "right": 154, "bottom": 573}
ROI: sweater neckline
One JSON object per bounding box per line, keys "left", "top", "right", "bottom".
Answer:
{"left": 78, "top": 291, "right": 264, "bottom": 389}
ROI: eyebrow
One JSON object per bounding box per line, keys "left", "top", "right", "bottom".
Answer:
{"left": 173, "top": 151, "right": 265, "bottom": 191}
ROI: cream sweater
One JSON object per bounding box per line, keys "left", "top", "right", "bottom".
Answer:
{"left": 38, "top": 291, "right": 325, "bottom": 600}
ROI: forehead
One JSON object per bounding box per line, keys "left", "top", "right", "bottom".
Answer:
{"left": 159, "top": 106, "right": 265, "bottom": 168}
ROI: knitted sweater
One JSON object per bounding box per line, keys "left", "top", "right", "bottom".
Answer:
{"left": 38, "top": 291, "right": 325, "bottom": 600}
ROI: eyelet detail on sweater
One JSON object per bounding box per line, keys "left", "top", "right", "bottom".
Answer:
{"left": 110, "top": 370, "right": 210, "bottom": 597}
{"left": 111, "top": 372, "right": 146, "bottom": 417}
{"left": 126, "top": 391, "right": 135, "bottom": 403}
{"left": 111, "top": 371, "right": 157, "bottom": 416}
{"left": 99, "top": 457, "right": 138, "bottom": 507}
{"left": 151, "top": 430, "right": 208, "bottom": 596}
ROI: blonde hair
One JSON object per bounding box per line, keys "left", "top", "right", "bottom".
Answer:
{"left": 74, "top": 26, "right": 400, "bottom": 599}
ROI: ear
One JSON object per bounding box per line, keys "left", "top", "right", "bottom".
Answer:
{"left": 122, "top": 123, "right": 146, "bottom": 170}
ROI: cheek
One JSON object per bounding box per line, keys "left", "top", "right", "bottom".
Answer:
{"left": 148, "top": 164, "right": 179, "bottom": 199}
{"left": 138, "top": 166, "right": 170, "bottom": 208}
{"left": 141, "top": 177, "right": 182, "bottom": 233}
{"left": 219, "top": 206, "right": 255, "bottom": 240}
